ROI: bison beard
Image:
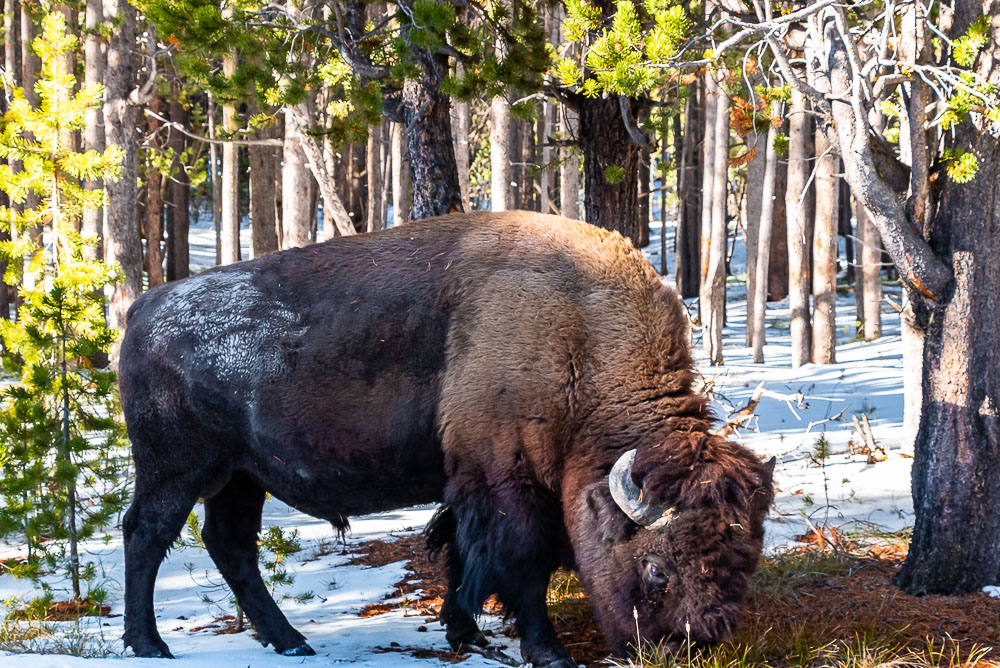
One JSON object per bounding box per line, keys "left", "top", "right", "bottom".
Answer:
{"left": 118, "top": 212, "right": 774, "bottom": 666}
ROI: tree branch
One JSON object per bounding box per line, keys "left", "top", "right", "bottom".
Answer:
{"left": 143, "top": 109, "right": 283, "bottom": 146}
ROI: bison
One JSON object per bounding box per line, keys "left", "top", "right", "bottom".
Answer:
{"left": 119, "top": 211, "right": 773, "bottom": 666}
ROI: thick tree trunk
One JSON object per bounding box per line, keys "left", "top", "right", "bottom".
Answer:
{"left": 702, "top": 80, "right": 730, "bottom": 365}
{"left": 281, "top": 107, "right": 318, "bottom": 248}
{"left": 895, "top": 133, "right": 1000, "bottom": 594}
{"left": 391, "top": 122, "right": 411, "bottom": 224}
{"left": 83, "top": 0, "right": 104, "bottom": 260}
{"left": 453, "top": 87, "right": 470, "bottom": 210}
{"left": 811, "top": 133, "right": 838, "bottom": 364}
{"left": 400, "top": 56, "right": 463, "bottom": 218}
{"left": 166, "top": 90, "right": 189, "bottom": 280}
{"left": 745, "top": 131, "right": 766, "bottom": 347}
{"left": 785, "top": 86, "right": 811, "bottom": 367}
{"left": 579, "top": 96, "right": 642, "bottom": 246}
{"left": 675, "top": 95, "right": 700, "bottom": 299}
{"left": 248, "top": 115, "right": 280, "bottom": 256}
{"left": 750, "top": 103, "right": 779, "bottom": 364}
{"left": 517, "top": 121, "right": 534, "bottom": 210}
{"left": 103, "top": 0, "right": 143, "bottom": 334}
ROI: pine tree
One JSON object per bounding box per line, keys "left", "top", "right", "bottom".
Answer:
{"left": 0, "top": 12, "right": 129, "bottom": 600}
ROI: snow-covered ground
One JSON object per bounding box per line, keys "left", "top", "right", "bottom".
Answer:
{"left": 0, "top": 217, "right": 918, "bottom": 666}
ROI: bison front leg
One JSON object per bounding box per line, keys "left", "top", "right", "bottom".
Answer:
{"left": 201, "top": 473, "right": 314, "bottom": 656}
{"left": 446, "top": 487, "right": 576, "bottom": 668}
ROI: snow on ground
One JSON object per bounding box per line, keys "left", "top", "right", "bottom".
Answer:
{"left": 0, "top": 216, "right": 917, "bottom": 666}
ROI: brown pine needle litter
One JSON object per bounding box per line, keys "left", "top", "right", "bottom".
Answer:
{"left": 347, "top": 530, "right": 1000, "bottom": 667}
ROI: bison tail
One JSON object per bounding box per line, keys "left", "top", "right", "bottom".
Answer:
{"left": 424, "top": 505, "right": 456, "bottom": 563}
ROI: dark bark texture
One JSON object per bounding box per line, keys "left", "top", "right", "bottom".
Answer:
{"left": 167, "top": 92, "right": 190, "bottom": 281}
{"left": 579, "top": 96, "right": 642, "bottom": 247}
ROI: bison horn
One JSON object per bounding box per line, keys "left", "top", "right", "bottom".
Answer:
{"left": 608, "top": 449, "right": 677, "bottom": 530}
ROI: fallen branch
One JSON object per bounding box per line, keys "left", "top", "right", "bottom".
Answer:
{"left": 851, "top": 413, "right": 888, "bottom": 463}
{"left": 715, "top": 382, "right": 808, "bottom": 437}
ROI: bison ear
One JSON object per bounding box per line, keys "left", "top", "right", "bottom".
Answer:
{"left": 583, "top": 482, "right": 632, "bottom": 544}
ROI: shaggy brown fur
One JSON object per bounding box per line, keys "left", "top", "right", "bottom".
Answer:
{"left": 118, "top": 211, "right": 773, "bottom": 667}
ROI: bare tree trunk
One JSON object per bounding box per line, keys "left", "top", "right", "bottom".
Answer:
{"left": 785, "top": 86, "right": 811, "bottom": 367}
{"left": 560, "top": 107, "right": 580, "bottom": 219}
{"left": 145, "top": 95, "right": 166, "bottom": 286}
{"left": 2, "top": 0, "right": 19, "bottom": 318}
{"left": 207, "top": 93, "right": 222, "bottom": 263}
{"left": 857, "top": 202, "right": 882, "bottom": 341}
{"left": 750, "top": 102, "right": 780, "bottom": 363}
{"left": 811, "top": 133, "right": 838, "bottom": 364}
{"left": 703, "top": 78, "right": 729, "bottom": 365}
{"left": 491, "top": 95, "right": 513, "bottom": 211}
{"left": 675, "top": 95, "right": 700, "bottom": 298}
{"left": 103, "top": 0, "right": 143, "bottom": 334}
{"left": 453, "top": 79, "right": 470, "bottom": 210}
{"left": 83, "top": 0, "right": 104, "bottom": 260}
{"left": 638, "top": 153, "right": 650, "bottom": 247}
{"left": 699, "top": 73, "right": 718, "bottom": 321}
{"left": 366, "top": 122, "right": 385, "bottom": 233}
{"left": 166, "top": 89, "right": 190, "bottom": 280}
{"left": 391, "top": 122, "right": 411, "bottom": 224}
{"left": 248, "top": 113, "right": 280, "bottom": 256}
{"left": 281, "top": 107, "right": 317, "bottom": 248}
{"left": 517, "top": 120, "right": 534, "bottom": 210}
{"left": 768, "top": 149, "right": 788, "bottom": 301}
{"left": 220, "top": 49, "right": 240, "bottom": 264}
{"left": 538, "top": 89, "right": 554, "bottom": 215}
{"left": 744, "top": 131, "right": 766, "bottom": 347}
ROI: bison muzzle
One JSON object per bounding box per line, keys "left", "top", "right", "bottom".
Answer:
{"left": 119, "top": 211, "right": 774, "bottom": 666}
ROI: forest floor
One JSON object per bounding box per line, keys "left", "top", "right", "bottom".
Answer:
{"left": 1, "top": 221, "right": 998, "bottom": 666}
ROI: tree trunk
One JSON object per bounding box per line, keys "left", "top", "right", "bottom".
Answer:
{"left": 83, "top": 0, "right": 104, "bottom": 261}
{"left": 750, "top": 102, "right": 779, "bottom": 364}
{"left": 103, "top": 0, "right": 143, "bottom": 334}
{"left": 491, "top": 95, "right": 513, "bottom": 212}
{"left": 207, "top": 93, "right": 221, "bottom": 264}
{"left": 811, "top": 132, "right": 838, "bottom": 364}
{"left": 145, "top": 95, "right": 166, "bottom": 287}
{"left": 785, "top": 86, "right": 811, "bottom": 367}
{"left": 579, "top": 96, "right": 642, "bottom": 245}
{"left": 220, "top": 54, "right": 240, "bottom": 264}
{"left": 391, "top": 122, "right": 411, "bottom": 224}
{"left": 675, "top": 95, "right": 700, "bottom": 299}
{"left": 2, "top": 0, "right": 18, "bottom": 318}
{"left": 166, "top": 90, "right": 190, "bottom": 280}
{"left": 699, "top": 73, "right": 718, "bottom": 320}
{"left": 638, "top": 152, "right": 650, "bottom": 247}
{"left": 702, "top": 78, "right": 729, "bottom": 365}
{"left": 894, "top": 134, "right": 1000, "bottom": 594}
{"left": 400, "top": 56, "right": 463, "bottom": 218}
{"left": 560, "top": 106, "right": 580, "bottom": 220}
{"left": 248, "top": 114, "right": 280, "bottom": 256}
{"left": 453, "top": 81, "right": 470, "bottom": 210}
{"left": 281, "top": 107, "right": 317, "bottom": 248}
{"left": 857, "top": 202, "right": 882, "bottom": 341}
{"left": 768, "top": 148, "right": 788, "bottom": 301}
{"left": 745, "top": 131, "right": 766, "bottom": 347}
{"left": 366, "top": 122, "right": 385, "bottom": 233}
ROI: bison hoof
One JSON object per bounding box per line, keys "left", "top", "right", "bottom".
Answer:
{"left": 280, "top": 643, "right": 316, "bottom": 657}
{"left": 448, "top": 630, "right": 489, "bottom": 651}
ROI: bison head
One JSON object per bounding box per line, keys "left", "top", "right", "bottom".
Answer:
{"left": 569, "top": 432, "right": 774, "bottom": 656}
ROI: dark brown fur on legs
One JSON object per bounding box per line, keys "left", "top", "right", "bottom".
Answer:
{"left": 119, "top": 212, "right": 773, "bottom": 664}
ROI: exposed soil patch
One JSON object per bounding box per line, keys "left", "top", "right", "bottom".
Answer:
{"left": 6, "top": 598, "right": 111, "bottom": 621}
{"left": 375, "top": 642, "right": 470, "bottom": 663}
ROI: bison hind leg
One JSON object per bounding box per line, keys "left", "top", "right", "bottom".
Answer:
{"left": 424, "top": 506, "right": 489, "bottom": 651}
{"left": 201, "top": 472, "right": 314, "bottom": 656}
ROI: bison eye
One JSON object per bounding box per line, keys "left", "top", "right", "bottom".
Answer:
{"left": 641, "top": 556, "right": 670, "bottom": 586}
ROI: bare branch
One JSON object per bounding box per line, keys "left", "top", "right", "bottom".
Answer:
{"left": 143, "top": 109, "right": 283, "bottom": 147}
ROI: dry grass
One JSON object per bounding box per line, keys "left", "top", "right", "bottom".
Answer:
{"left": 345, "top": 529, "right": 1000, "bottom": 668}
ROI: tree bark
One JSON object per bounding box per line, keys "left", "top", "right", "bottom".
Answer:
{"left": 811, "top": 132, "right": 838, "bottom": 364}
{"left": 699, "top": 73, "right": 718, "bottom": 319}
{"left": 745, "top": 130, "right": 766, "bottom": 347}
{"left": 768, "top": 148, "right": 788, "bottom": 301}
{"left": 83, "top": 0, "right": 105, "bottom": 260}
{"left": 579, "top": 95, "right": 642, "bottom": 246}
{"left": 166, "top": 90, "right": 190, "bottom": 280}
{"left": 103, "top": 0, "right": 143, "bottom": 334}
{"left": 453, "top": 85, "right": 470, "bottom": 210}
{"left": 785, "top": 86, "right": 812, "bottom": 367}
{"left": 560, "top": 106, "right": 580, "bottom": 220}
{"left": 391, "top": 122, "right": 411, "bottom": 225}
{"left": 638, "top": 152, "right": 650, "bottom": 247}
{"left": 145, "top": 95, "right": 166, "bottom": 287}
{"left": 281, "top": 106, "right": 318, "bottom": 248}
{"left": 750, "top": 102, "right": 780, "bottom": 364}
{"left": 220, "top": 48, "right": 240, "bottom": 264}
{"left": 366, "top": 122, "right": 385, "bottom": 233}
{"left": 702, "top": 78, "right": 730, "bottom": 365}
{"left": 490, "top": 95, "right": 513, "bottom": 212}
{"left": 207, "top": 93, "right": 221, "bottom": 263}
{"left": 675, "top": 94, "right": 700, "bottom": 298}
{"left": 248, "top": 114, "right": 280, "bottom": 256}
{"left": 1, "top": 0, "right": 18, "bottom": 318}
